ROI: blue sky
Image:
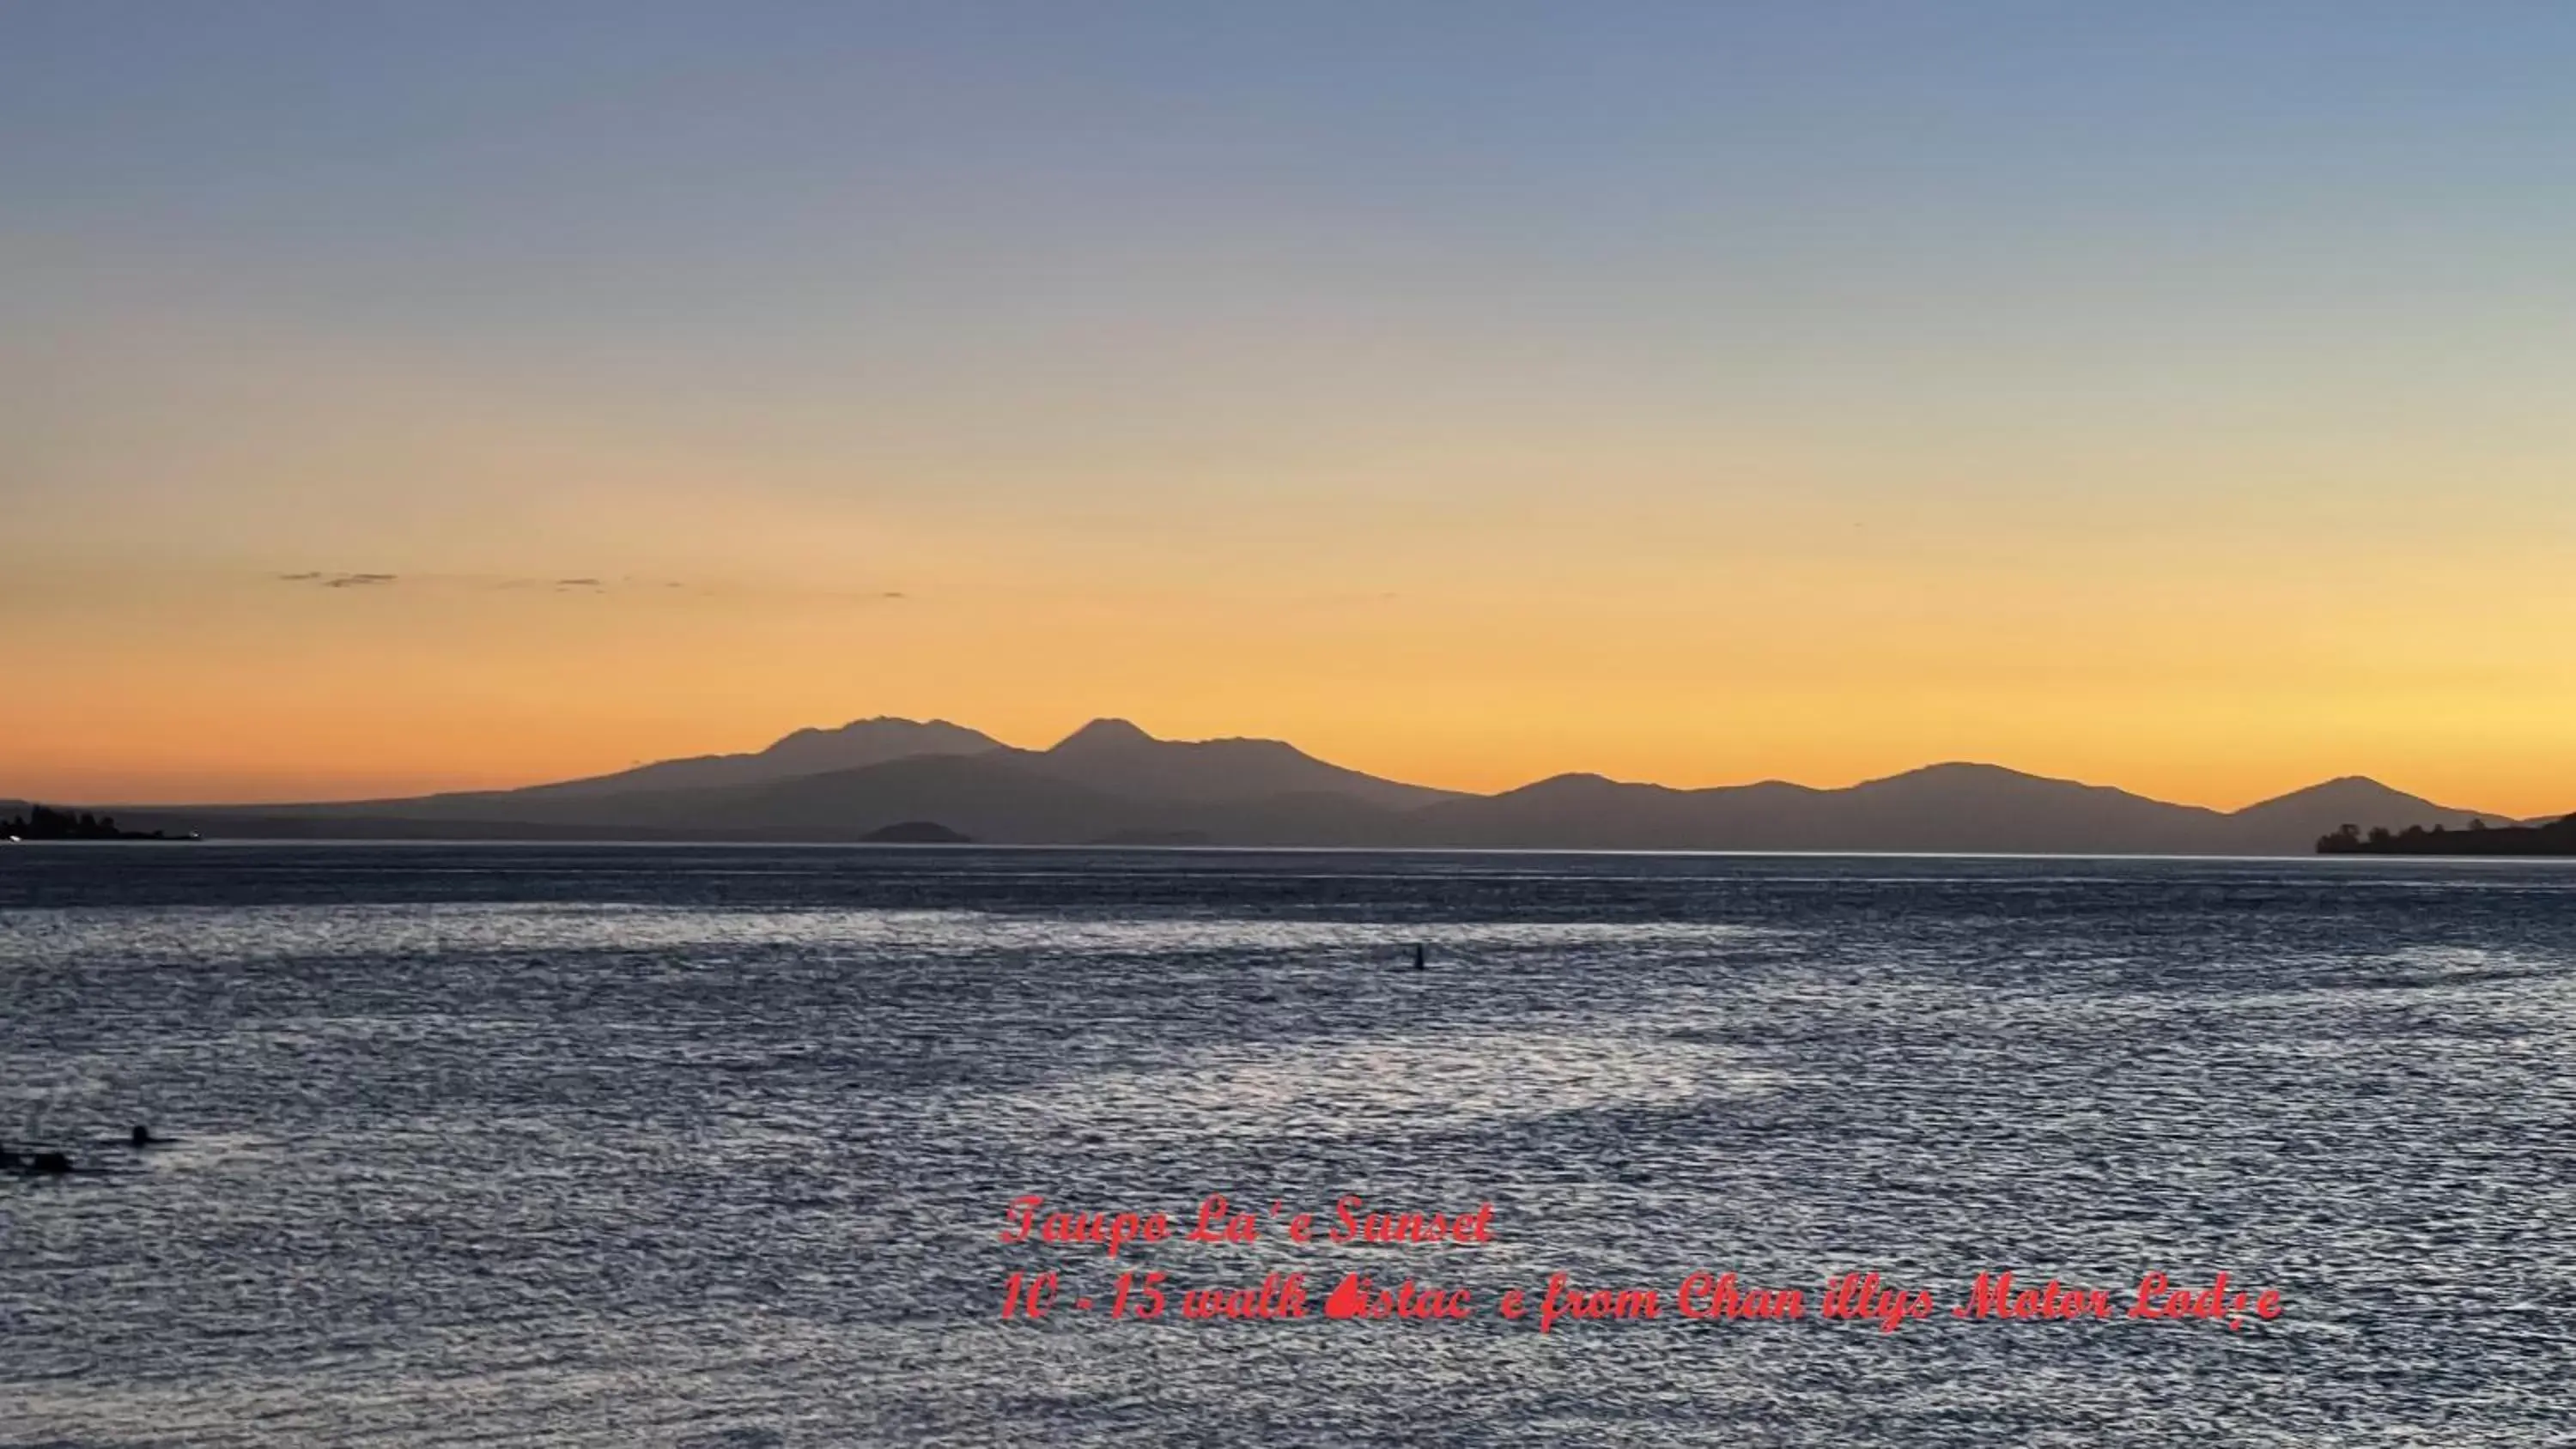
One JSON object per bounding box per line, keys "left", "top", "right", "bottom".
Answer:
{"left": 7, "top": 3, "right": 2575, "bottom": 805}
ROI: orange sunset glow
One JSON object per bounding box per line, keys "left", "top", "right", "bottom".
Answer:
{"left": 7, "top": 8, "right": 2573, "bottom": 817}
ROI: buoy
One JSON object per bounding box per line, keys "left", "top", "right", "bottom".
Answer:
{"left": 1413, "top": 943, "right": 1426, "bottom": 970}
{"left": 131, "top": 1125, "right": 154, "bottom": 1147}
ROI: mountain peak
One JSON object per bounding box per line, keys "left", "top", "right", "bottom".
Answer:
{"left": 762, "top": 716, "right": 999, "bottom": 759}
{"left": 1020, "top": 718, "right": 1456, "bottom": 809}
{"left": 496, "top": 715, "right": 1000, "bottom": 800}
{"left": 2257, "top": 775, "right": 2396, "bottom": 801}
{"left": 1853, "top": 761, "right": 2058, "bottom": 792}
{"left": 2231, "top": 776, "right": 2514, "bottom": 832}
{"left": 1050, "top": 718, "right": 1159, "bottom": 753}
{"left": 1516, "top": 771, "right": 1624, "bottom": 793}
{"left": 1887, "top": 761, "right": 2014, "bottom": 778}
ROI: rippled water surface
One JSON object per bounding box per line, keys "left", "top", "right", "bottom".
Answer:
{"left": 3, "top": 845, "right": 2573, "bottom": 1446}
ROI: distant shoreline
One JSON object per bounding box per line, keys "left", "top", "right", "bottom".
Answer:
{"left": 2, "top": 804, "right": 194, "bottom": 843}
{"left": 20, "top": 838, "right": 2576, "bottom": 866}
{"left": 2316, "top": 817, "right": 2576, "bottom": 858}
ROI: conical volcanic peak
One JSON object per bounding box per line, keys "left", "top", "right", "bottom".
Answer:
{"left": 1048, "top": 718, "right": 1160, "bottom": 753}
{"left": 2231, "top": 776, "right": 2517, "bottom": 834}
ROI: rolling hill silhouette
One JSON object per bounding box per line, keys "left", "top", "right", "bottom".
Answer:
{"left": 2227, "top": 775, "right": 2510, "bottom": 843}
{"left": 1404, "top": 762, "right": 2244, "bottom": 852}
{"left": 62, "top": 717, "right": 2526, "bottom": 854}
{"left": 1024, "top": 718, "right": 1459, "bottom": 809}
{"left": 477, "top": 717, "right": 1002, "bottom": 797}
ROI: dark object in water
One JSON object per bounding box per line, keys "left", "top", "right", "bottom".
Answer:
{"left": 1413, "top": 943, "right": 1426, "bottom": 970}
{"left": 31, "top": 1151, "right": 70, "bottom": 1174}
{"left": 0, "top": 1144, "right": 19, "bottom": 1168}
{"left": 131, "top": 1125, "right": 154, "bottom": 1147}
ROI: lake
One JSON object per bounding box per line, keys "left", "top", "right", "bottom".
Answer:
{"left": 3, "top": 845, "right": 2571, "bottom": 1445}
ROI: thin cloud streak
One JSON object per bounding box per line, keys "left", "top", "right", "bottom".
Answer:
{"left": 267, "top": 570, "right": 908, "bottom": 602}
{"left": 275, "top": 571, "right": 398, "bottom": 588}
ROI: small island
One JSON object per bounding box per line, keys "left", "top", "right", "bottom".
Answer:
{"left": 2317, "top": 814, "right": 2576, "bottom": 857}
{"left": 2, "top": 803, "right": 194, "bottom": 841}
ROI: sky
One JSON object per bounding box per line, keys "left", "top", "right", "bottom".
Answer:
{"left": 5, "top": 2, "right": 2573, "bottom": 811}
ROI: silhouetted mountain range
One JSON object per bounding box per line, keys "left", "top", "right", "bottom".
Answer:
{"left": 50, "top": 717, "right": 2537, "bottom": 856}
{"left": 1030, "top": 718, "right": 1459, "bottom": 809}
{"left": 479, "top": 717, "right": 1004, "bottom": 797}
